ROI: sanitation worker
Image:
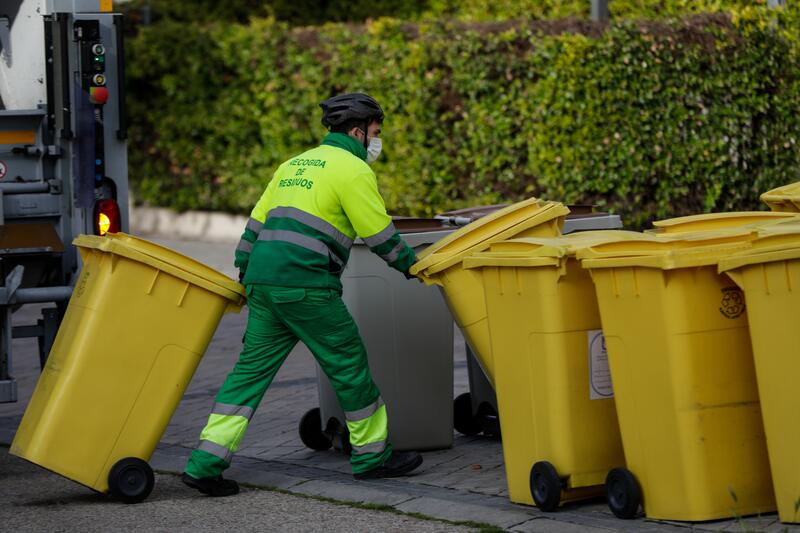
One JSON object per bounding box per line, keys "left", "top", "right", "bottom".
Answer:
{"left": 182, "top": 93, "right": 423, "bottom": 496}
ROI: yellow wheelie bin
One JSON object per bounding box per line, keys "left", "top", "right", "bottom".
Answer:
{"left": 462, "top": 231, "right": 648, "bottom": 511}
{"left": 578, "top": 229, "right": 775, "bottom": 521}
{"left": 11, "top": 233, "right": 245, "bottom": 503}
{"left": 410, "top": 197, "right": 569, "bottom": 385}
{"left": 650, "top": 211, "right": 799, "bottom": 234}
{"left": 761, "top": 181, "right": 800, "bottom": 212}
{"left": 719, "top": 221, "right": 800, "bottom": 523}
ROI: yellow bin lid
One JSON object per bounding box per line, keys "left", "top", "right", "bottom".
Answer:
{"left": 719, "top": 221, "right": 800, "bottom": 272}
{"left": 650, "top": 211, "right": 799, "bottom": 234}
{"left": 578, "top": 229, "right": 758, "bottom": 270}
{"left": 462, "top": 230, "right": 648, "bottom": 269}
{"left": 410, "top": 198, "right": 569, "bottom": 277}
{"left": 761, "top": 181, "right": 800, "bottom": 213}
{"left": 74, "top": 233, "right": 245, "bottom": 304}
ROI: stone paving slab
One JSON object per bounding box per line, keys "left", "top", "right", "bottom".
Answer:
{"left": 395, "top": 496, "right": 535, "bottom": 530}
{"left": 2, "top": 239, "right": 799, "bottom": 532}
{"left": 291, "top": 479, "right": 417, "bottom": 507}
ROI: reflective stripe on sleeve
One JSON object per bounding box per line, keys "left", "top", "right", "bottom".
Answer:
{"left": 246, "top": 217, "right": 264, "bottom": 234}
{"left": 236, "top": 240, "right": 253, "bottom": 254}
{"left": 362, "top": 223, "right": 396, "bottom": 249}
{"left": 379, "top": 241, "right": 406, "bottom": 265}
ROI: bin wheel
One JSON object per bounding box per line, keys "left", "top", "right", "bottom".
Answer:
{"left": 606, "top": 467, "right": 642, "bottom": 519}
{"left": 108, "top": 457, "right": 154, "bottom": 504}
{"left": 453, "top": 393, "right": 481, "bottom": 436}
{"left": 530, "top": 461, "right": 562, "bottom": 512}
{"left": 335, "top": 425, "right": 352, "bottom": 456}
{"left": 476, "top": 402, "right": 501, "bottom": 439}
{"left": 299, "top": 407, "right": 333, "bottom": 451}
{"left": 324, "top": 416, "right": 352, "bottom": 455}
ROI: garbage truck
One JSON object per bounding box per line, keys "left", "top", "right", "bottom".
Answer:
{"left": 0, "top": 0, "right": 128, "bottom": 402}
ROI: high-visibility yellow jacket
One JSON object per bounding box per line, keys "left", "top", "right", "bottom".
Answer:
{"left": 235, "top": 132, "right": 416, "bottom": 290}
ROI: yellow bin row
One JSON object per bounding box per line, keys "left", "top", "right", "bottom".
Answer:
{"left": 461, "top": 231, "right": 647, "bottom": 510}
{"left": 411, "top": 197, "right": 569, "bottom": 385}
{"left": 442, "top": 207, "right": 797, "bottom": 521}
{"left": 761, "top": 181, "right": 800, "bottom": 213}
{"left": 578, "top": 228, "right": 776, "bottom": 521}
{"left": 649, "top": 210, "right": 798, "bottom": 234}
{"left": 10, "top": 233, "right": 245, "bottom": 503}
{"left": 719, "top": 220, "right": 800, "bottom": 524}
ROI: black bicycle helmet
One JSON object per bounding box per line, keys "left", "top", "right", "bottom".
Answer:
{"left": 320, "top": 93, "right": 384, "bottom": 130}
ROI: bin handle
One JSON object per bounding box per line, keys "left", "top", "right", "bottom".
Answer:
{"left": 415, "top": 272, "right": 442, "bottom": 287}
{"left": 224, "top": 298, "right": 245, "bottom": 314}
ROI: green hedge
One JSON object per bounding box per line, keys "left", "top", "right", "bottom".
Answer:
{"left": 119, "top": 0, "right": 426, "bottom": 26}
{"left": 127, "top": 6, "right": 800, "bottom": 226}
{"left": 423, "top": 0, "right": 772, "bottom": 22}
{"left": 120, "top": 0, "right": 771, "bottom": 25}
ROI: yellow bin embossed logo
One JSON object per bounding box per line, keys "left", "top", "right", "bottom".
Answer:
{"left": 719, "top": 286, "right": 745, "bottom": 319}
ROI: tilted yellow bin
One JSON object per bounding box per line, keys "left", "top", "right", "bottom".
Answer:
{"left": 462, "top": 231, "right": 645, "bottom": 511}
{"left": 719, "top": 222, "right": 800, "bottom": 523}
{"left": 10, "top": 233, "right": 245, "bottom": 502}
{"left": 579, "top": 230, "right": 775, "bottom": 521}
{"left": 650, "top": 211, "right": 799, "bottom": 234}
{"left": 761, "top": 181, "right": 800, "bottom": 213}
{"left": 410, "top": 198, "right": 569, "bottom": 384}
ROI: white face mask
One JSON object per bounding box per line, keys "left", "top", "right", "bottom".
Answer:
{"left": 366, "top": 137, "right": 382, "bottom": 164}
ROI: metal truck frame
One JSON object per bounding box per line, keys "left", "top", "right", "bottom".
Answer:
{"left": 0, "top": 0, "right": 129, "bottom": 402}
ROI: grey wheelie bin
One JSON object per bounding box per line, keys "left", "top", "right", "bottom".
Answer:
{"left": 299, "top": 220, "right": 455, "bottom": 452}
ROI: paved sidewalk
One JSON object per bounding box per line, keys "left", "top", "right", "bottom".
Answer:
{"left": 0, "top": 447, "right": 478, "bottom": 533}
{"left": 0, "top": 237, "right": 796, "bottom": 532}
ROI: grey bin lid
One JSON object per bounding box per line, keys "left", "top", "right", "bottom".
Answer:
{"left": 435, "top": 204, "right": 608, "bottom": 226}
{"left": 352, "top": 217, "right": 454, "bottom": 248}
{"left": 391, "top": 217, "right": 450, "bottom": 234}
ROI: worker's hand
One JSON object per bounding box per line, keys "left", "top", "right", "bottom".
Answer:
{"left": 403, "top": 271, "right": 423, "bottom": 283}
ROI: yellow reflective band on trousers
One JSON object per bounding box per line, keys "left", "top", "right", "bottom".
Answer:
{"left": 198, "top": 413, "right": 250, "bottom": 456}
{"left": 345, "top": 403, "right": 388, "bottom": 455}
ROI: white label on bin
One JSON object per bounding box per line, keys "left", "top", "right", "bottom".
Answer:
{"left": 588, "top": 329, "right": 613, "bottom": 400}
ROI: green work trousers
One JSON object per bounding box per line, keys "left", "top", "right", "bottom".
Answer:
{"left": 185, "top": 284, "right": 392, "bottom": 478}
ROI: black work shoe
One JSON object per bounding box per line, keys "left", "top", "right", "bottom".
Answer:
{"left": 182, "top": 472, "right": 240, "bottom": 497}
{"left": 353, "top": 451, "right": 423, "bottom": 480}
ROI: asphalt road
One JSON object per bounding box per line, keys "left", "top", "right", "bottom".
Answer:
{"left": 0, "top": 447, "right": 479, "bottom": 533}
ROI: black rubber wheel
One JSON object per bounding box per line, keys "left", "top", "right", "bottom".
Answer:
{"left": 477, "top": 403, "right": 501, "bottom": 439}
{"left": 606, "top": 467, "right": 642, "bottom": 519}
{"left": 325, "top": 417, "right": 352, "bottom": 455}
{"left": 336, "top": 425, "right": 352, "bottom": 456}
{"left": 453, "top": 393, "right": 481, "bottom": 436}
{"left": 530, "top": 461, "right": 563, "bottom": 512}
{"left": 108, "top": 457, "right": 154, "bottom": 504}
{"left": 299, "top": 407, "right": 333, "bottom": 451}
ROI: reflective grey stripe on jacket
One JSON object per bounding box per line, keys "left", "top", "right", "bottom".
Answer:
{"left": 258, "top": 229, "right": 344, "bottom": 266}
{"left": 268, "top": 206, "right": 354, "bottom": 250}
{"left": 362, "top": 222, "right": 396, "bottom": 249}
{"left": 344, "top": 397, "right": 385, "bottom": 422}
